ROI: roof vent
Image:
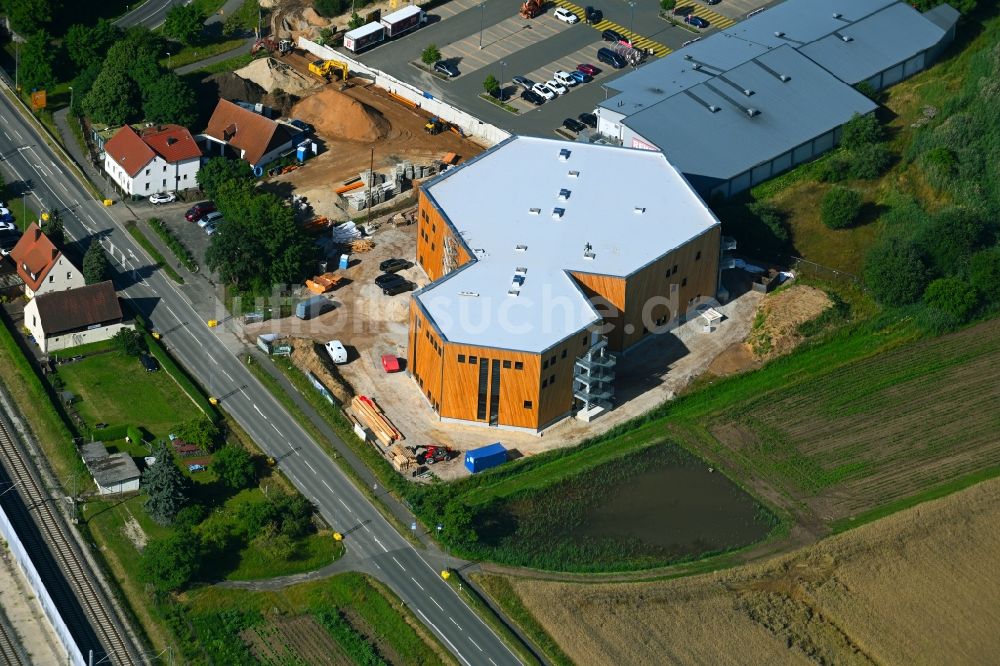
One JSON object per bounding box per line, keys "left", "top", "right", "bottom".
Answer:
{"left": 832, "top": 12, "right": 841, "bottom": 18}
{"left": 459, "top": 290, "right": 479, "bottom": 297}
{"left": 558, "top": 148, "right": 571, "bottom": 161}
{"left": 708, "top": 105, "right": 720, "bottom": 113}
{"left": 746, "top": 107, "right": 760, "bottom": 117}
{"left": 684, "top": 54, "right": 693, "bottom": 60}
{"left": 558, "top": 188, "right": 571, "bottom": 201}
{"left": 166, "top": 137, "right": 177, "bottom": 145}
{"left": 742, "top": 88, "right": 754, "bottom": 97}
{"left": 779, "top": 74, "right": 790, "bottom": 82}
{"left": 515, "top": 266, "right": 527, "bottom": 276}
{"left": 515, "top": 243, "right": 528, "bottom": 252}
{"left": 552, "top": 207, "right": 565, "bottom": 220}
{"left": 634, "top": 206, "right": 645, "bottom": 215}
{"left": 692, "top": 63, "right": 702, "bottom": 71}
{"left": 568, "top": 170, "right": 580, "bottom": 178}
{"left": 774, "top": 31, "right": 785, "bottom": 37}
{"left": 840, "top": 34, "right": 853, "bottom": 42}
{"left": 528, "top": 207, "right": 541, "bottom": 215}
{"left": 583, "top": 242, "right": 596, "bottom": 260}
{"left": 508, "top": 285, "right": 520, "bottom": 297}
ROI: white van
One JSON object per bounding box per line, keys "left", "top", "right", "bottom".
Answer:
{"left": 325, "top": 340, "right": 348, "bottom": 364}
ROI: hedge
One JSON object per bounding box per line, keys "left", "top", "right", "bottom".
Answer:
{"left": 143, "top": 333, "right": 220, "bottom": 422}
{"left": 146, "top": 218, "right": 198, "bottom": 273}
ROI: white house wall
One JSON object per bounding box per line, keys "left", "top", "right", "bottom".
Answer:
{"left": 24, "top": 256, "right": 85, "bottom": 299}
{"left": 41, "top": 322, "right": 132, "bottom": 354}
{"left": 104, "top": 155, "right": 199, "bottom": 197}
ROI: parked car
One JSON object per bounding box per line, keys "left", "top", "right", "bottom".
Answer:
{"left": 553, "top": 7, "right": 579, "bottom": 23}
{"left": 513, "top": 76, "right": 535, "bottom": 90}
{"left": 673, "top": 5, "right": 695, "bottom": 16}
{"left": 185, "top": 202, "right": 215, "bottom": 222}
{"left": 532, "top": 82, "right": 556, "bottom": 100}
{"left": 325, "top": 339, "right": 348, "bottom": 364}
{"left": 568, "top": 70, "right": 591, "bottom": 84}
{"left": 375, "top": 273, "right": 414, "bottom": 295}
{"left": 685, "top": 14, "right": 709, "bottom": 27}
{"left": 578, "top": 112, "right": 598, "bottom": 127}
{"left": 139, "top": 352, "right": 160, "bottom": 372}
{"left": 585, "top": 6, "right": 603, "bottom": 23}
{"left": 204, "top": 221, "right": 220, "bottom": 235}
{"left": 703, "top": 0, "right": 720, "bottom": 4}
{"left": 597, "top": 47, "right": 627, "bottom": 69}
{"left": 149, "top": 191, "right": 176, "bottom": 205}
{"left": 546, "top": 79, "right": 568, "bottom": 95}
{"left": 553, "top": 70, "right": 578, "bottom": 87}
{"left": 562, "top": 118, "right": 586, "bottom": 132}
{"left": 188, "top": 464, "right": 206, "bottom": 473}
{"left": 521, "top": 89, "right": 545, "bottom": 106}
{"left": 577, "top": 63, "right": 599, "bottom": 76}
{"left": 379, "top": 257, "right": 412, "bottom": 273}
{"left": 434, "top": 60, "right": 459, "bottom": 77}
{"left": 198, "top": 211, "right": 223, "bottom": 228}
{"left": 602, "top": 28, "right": 627, "bottom": 43}
{"left": 0, "top": 230, "right": 22, "bottom": 256}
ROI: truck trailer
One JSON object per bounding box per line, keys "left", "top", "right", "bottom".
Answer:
{"left": 380, "top": 5, "right": 427, "bottom": 39}
{"left": 344, "top": 22, "right": 385, "bottom": 52}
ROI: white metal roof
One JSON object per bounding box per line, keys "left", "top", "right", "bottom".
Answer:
{"left": 415, "top": 136, "right": 720, "bottom": 353}
{"left": 382, "top": 4, "right": 422, "bottom": 23}
{"left": 345, "top": 22, "right": 384, "bottom": 39}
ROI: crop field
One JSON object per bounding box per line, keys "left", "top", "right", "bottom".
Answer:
{"left": 240, "top": 615, "right": 351, "bottom": 666}
{"left": 491, "top": 475, "right": 1000, "bottom": 666}
{"left": 706, "top": 317, "right": 1000, "bottom": 521}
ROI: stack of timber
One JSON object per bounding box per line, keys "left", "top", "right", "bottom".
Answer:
{"left": 305, "top": 272, "right": 344, "bottom": 294}
{"left": 388, "top": 443, "right": 417, "bottom": 472}
{"left": 349, "top": 238, "right": 375, "bottom": 253}
{"left": 350, "top": 395, "right": 402, "bottom": 446}
{"left": 302, "top": 216, "right": 330, "bottom": 233}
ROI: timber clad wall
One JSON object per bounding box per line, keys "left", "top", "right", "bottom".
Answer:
{"left": 537, "top": 333, "right": 587, "bottom": 427}
{"left": 569, "top": 272, "right": 626, "bottom": 350}
{"left": 417, "top": 189, "right": 470, "bottom": 281}
{"left": 409, "top": 302, "right": 444, "bottom": 413}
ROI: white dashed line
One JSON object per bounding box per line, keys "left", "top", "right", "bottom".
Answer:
{"left": 270, "top": 422, "right": 282, "bottom": 436}
{"left": 223, "top": 371, "right": 233, "bottom": 381}
{"left": 469, "top": 638, "right": 483, "bottom": 653}
{"left": 489, "top": 658, "right": 498, "bottom": 665}
{"left": 450, "top": 617, "right": 461, "bottom": 630}
{"left": 410, "top": 576, "right": 425, "bottom": 591}
{"left": 322, "top": 480, "right": 334, "bottom": 493}
{"left": 430, "top": 597, "right": 444, "bottom": 612}
{"left": 416, "top": 609, "right": 473, "bottom": 666}
{"left": 304, "top": 459, "right": 317, "bottom": 474}
{"left": 338, "top": 498, "right": 353, "bottom": 512}
{"left": 373, "top": 537, "right": 388, "bottom": 552}
{"left": 392, "top": 556, "right": 406, "bottom": 571}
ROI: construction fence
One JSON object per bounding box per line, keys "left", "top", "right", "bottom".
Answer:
{"left": 297, "top": 37, "right": 512, "bottom": 147}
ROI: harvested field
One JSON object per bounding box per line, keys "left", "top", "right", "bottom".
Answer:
{"left": 292, "top": 89, "right": 391, "bottom": 142}
{"left": 711, "top": 317, "right": 1000, "bottom": 522}
{"left": 495, "top": 475, "right": 1000, "bottom": 666}
{"left": 240, "top": 615, "right": 350, "bottom": 666}
{"left": 748, "top": 285, "right": 832, "bottom": 360}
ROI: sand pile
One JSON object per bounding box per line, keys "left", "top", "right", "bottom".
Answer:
{"left": 291, "top": 89, "right": 391, "bottom": 142}
{"left": 235, "top": 57, "right": 320, "bottom": 96}
{"left": 208, "top": 72, "right": 268, "bottom": 104}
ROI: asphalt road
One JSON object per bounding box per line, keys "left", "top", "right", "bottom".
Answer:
{"left": 0, "top": 88, "right": 521, "bottom": 666}
{"left": 114, "top": 0, "right": 186, "bottom": 29}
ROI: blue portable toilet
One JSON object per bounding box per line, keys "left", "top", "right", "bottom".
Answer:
{"left": 464, "top": 443, "right": 507, "bottom": 473}
{"left": 338, "top": 253, "right": 350, "bottom": 270}
{"left": 296, "top": 144, "right": 308, "bottom": 162}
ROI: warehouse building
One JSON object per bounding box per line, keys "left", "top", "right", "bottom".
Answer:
{"left": 595, "top": 0, "right": 959, "bottom": 198}
{"left": 408, "top": 136, "right": 722, "bottom": 432}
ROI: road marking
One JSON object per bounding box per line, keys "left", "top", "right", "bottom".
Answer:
{"left": 321, "top": 480, "right": 334, "bottom": 493}
{"left": 269, "top": 422, "right": 282, "bottom": 436}
{"left": 253, "top": 404, "right": 264, "bottom": 417}
{"left": 209, "top": 355, "right": 219, "bottom": 365}
{"left": 223, "top": 370, "right": 233, "bottom": 381}
{"left": 304, "top": 459, "right": 317, "bottom": 474}
{"left": 373, "top": 537, "right": 388, "bottom": 552}
{"left": 410, "top": 576, "right": 424, "bottom": 591}
{"left": 489, "top": 658, "right": 498, "bottom": 665}
{"left": 338, "top": 498, "right": 353, "bottom": 513}
{"left": 450, "top": 617, "right": 461, "bottom": 630}
{"left": 392, "top": 556, "right": 406, "bottom": 571}
{"left": 469, "top": 638, "right": 483, "bottom": 652}
{"left": 362, "top": 523, "right": 370, "bottom": 532}
{"left": 430, "top": 597, "right": 444, "bottom": 612}
{"left": 12, "top": 129, "right": 20, "bottom": 139}
{"left": 165, "top": 305, "right": 180, "bottom": 321}
{"left": 416, "top": 609, "right": 473, "bottom": 666}
{"left": 2, "top": 131, "right": 9, "bottom": 141}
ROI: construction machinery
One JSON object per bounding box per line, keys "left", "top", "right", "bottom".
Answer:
{"left": 308, "top": 59, "right": 349, "bottom": 82}
{"left": 251, "top": 38, "right": 292, "bottom": 56}
{"left": 519, "top": 0, "right": 543, "bottom": 19}
{"left": 424, "top": 117, "right": 445, "bottom": 135}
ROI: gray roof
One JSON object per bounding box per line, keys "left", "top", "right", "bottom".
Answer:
{"left": 417, "top": 136, "right": 720, "bottom": 353}
{"left": 799, "top": 3, "right": 950, "bottom": 85}
{"left": 90, "top": 453, "right": 141, "bottom": 488}
{"left": 81, "top": 441, "right": 109, "bottom": 465}
{"left": 923, "top": 4, "right": 961, "bottom": 32}
{"left": 622, "top": 46, "right": 876, "bottom": 184}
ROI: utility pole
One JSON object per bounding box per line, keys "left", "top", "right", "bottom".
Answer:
{"left": 366, "top": 145, "right": 374, "bottom": 227}
{"left": 479, "top": 3, "right": 485, "bottom": 49}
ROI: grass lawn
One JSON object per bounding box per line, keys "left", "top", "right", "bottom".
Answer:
{"left": 162, "top": 37, "right": 248, "bottom": 70}
{"left": 56, "top": 345, "right": 193, "bottom": 441}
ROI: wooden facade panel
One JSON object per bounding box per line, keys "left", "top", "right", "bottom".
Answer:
{"left": 417, "top": 188, "right": 471, "bottom": 282}
{"left": 569, "top": 271, "right": 626, "bottom": 350}
{"left": 537, "top": 333, "right": 587, "bottom": 427}
{"left": 440, "top": 342, "right": 542, "bottom": 429}
{"left": 408, "top": 302, "right": 444, "bottom": 412}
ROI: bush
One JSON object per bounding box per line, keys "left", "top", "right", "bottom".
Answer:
{"left": 113, "top": 328, "right": 146, "bottom": 356}
{"left": 848, "top": 143, "right": 892, "bottom": 180}
{"left": 864, "top": 236, "right": 930, "bottom": 305}
{"left": 923, "top": 277, "right": 980, "bottom": 322}
{"left": 146, "top": 218, "right": 197, "bottom": 273}
{"left": 968, "top": 246, "right": 1000, "bottom": 304}
{"left": 140, "top": 529, "right": 201, "bottom": 592}
{"left": 314, "top": 0, "right": 349, "bottom": 17}
{"left": 347, "top": 12, "right": 365, "bottom": 29}
{"left": 660, "top": 0, "right": 676, "bottom": 9}
{"left": 212, "top": 445, "right": 256, "bottom": 489}
{"left": 173, "top": 418, "right": 221, "bottom": 452}
{"left": 820, "top": 187, "right": 863, "bottom": 229}
{"left": 421, "top": 44, "right": 441, "bottom": 65}
{"left": 841, "top": 112, "right": 882, "bottom": 150}
{"left": 483, "top": 74, "right": 499, "bottom": 97}
{"left": 814, "top": 154, "right": 851, "bottom": 182}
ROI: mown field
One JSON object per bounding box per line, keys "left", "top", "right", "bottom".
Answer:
{"left": 486, "top": 475, "right": 1000, "bottom": 666}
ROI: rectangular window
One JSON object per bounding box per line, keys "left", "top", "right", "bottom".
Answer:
{"left": 682, "top": 277, "right": 688, "bottom": 287}
{"left": 469, "top": 355, "right": 477, "bottom": 364}
{"left": 542, "top": 378, "right": 548, "bottom": 388}
{"left": 561, "top": 349, "right": 567, "bottom": 359}
{"left": 582, "top": 335, "right": 588, "bottom": 346}
{"left": 432, "top": 223, "right": 436, "bottom": 232}
{"left": 163, "top": 165, "right": 167, "bottom": 172}
{"left": 477, "top": 358, "right": 489, "bottom": 420}
{"left": 162, "top": 179, "right": 166, "bottom": 187}
{"left": 502, "top": 360, "right": 511, "bottom": 368}
{"left": 550, "top": 374, "right": 555, "bottom": 385}
{"left": 431, "top": 242, "right": 435, "bottom": 250}
{"left": 489, "top": 359, "right": 501, "bottom": 425}
{"left": 145, "top": 168, "right": 150, "bottom": 176}
{"left": 672, "top": 264, "right": 678, "bottom": 275}
{"left": 67, "top": 272, "right": 71, "bottom": 280}
{"left": 550, "top": 355, "right": 556, "bottom": 366}
{"left": 695, "top": 250, "right": 702, "bottom": 260}
{"left": 49, "top": 275, "right": 54, "bottom": 283}
{"left": 523, "top": 400, "right": 533, "bottom": 409}
{"left": 458, "top": 354, "right": 465, "bottom": 363}
{"left": 543, "top": 359, "right": 549, "bottom": 370}
{"left": 514, "top": 361, "right": 523, "bottom": 370}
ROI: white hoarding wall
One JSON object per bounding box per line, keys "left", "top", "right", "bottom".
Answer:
{"left": 298, "top": 37, "right": 510, "bottom": 147}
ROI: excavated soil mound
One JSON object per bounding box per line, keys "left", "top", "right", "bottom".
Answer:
{"left": 208, "top": 72, "right": 268, "bottom": 104}
{"left": 292, "top": 89, "right": 391, "bottom": 143}
{"left": 748, "top": 285, "right": 832, "bottom": 360}
{"left": 289, "top": 337, "right": 354, "bottom": 405}
{"left": 235, "top": 57, "right": 320, "bottom": 96}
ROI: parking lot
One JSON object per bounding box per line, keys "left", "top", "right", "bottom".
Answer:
{"left": 345, "top": 0, "right": 773, "bottom": 137}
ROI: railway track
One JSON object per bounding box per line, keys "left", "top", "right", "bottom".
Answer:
{"left": 0, "top": 616, "right": 26, "bottom": 666}
{"left": 0, "top": 416, "right": 140, "bottom": 666}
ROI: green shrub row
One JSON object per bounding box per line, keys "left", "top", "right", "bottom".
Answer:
{"left": 146, "top": 217, "right": 197, "bottom": 273}
{"left": 124, "top": 220, "right": 184, "bottom": 284}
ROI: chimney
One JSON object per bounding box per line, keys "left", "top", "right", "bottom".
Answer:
{"left": 52, "top": 248, "right": 59, "bottom": 260}
{"left": 167, "top": 137, "right": 177, "bottom": 145}
{"left": 34, "top": 227, "right": 41, "bottom": 241}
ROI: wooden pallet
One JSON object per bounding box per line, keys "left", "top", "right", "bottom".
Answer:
{"left": 350, "top": 395, "right": 402, "bottom": 446}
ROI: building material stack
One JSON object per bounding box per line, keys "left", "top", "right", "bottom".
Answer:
{"left": 350, "top": 395, "right": 403, "bottom": 446}
{"left": 388, "top": 443, "right": 417, "bottom": 472}
{"left": 305, "top": 272, "right": 344, "bottom": 294}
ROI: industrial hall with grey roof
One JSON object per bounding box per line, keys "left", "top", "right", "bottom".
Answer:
{"left": 594, "top": 0, "right": 960, "bottom": 198}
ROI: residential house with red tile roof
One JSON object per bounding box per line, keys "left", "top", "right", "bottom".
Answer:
{"left": 23, "top": 280, "right": 130, "bottom": 353}
{"left": 8, "top": 223, "right": 85, "bottom": 298}
{"left": 103, "top": 124, "right": 202, "bottom": 198}
{"left": 200, "top": 99, "right": 295, "bottom": 173}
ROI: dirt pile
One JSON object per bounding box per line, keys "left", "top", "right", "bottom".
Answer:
{"left": 207, "top": 72, "right": 268, "bottom": 104}
{"left": 289, "top": 338, "right": 354, "bottom": 405}
{"left": 748, "top": 285, "right": 832, "bottom": 360}
{"left": 235, "top": 57, "right": 320, "bottom": 96}
{"left": 292, "top": 89, "right": 392, "bottom": 142}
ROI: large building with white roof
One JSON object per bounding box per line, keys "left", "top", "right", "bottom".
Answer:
{"left": 408, "top": 136, "right": 722, "bottom": 432}
{"left": 595, "top": 0, "right": 959, "bottom": 198}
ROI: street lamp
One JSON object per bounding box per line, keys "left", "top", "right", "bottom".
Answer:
{"left": 167, "top": 51, "right": 171, "bottom": 69}
{"left": 499, "top": 60, "right": 506, "bottom": 101}
{"left": 68, "top": 86, "right": 73, "bottom": 112}
{"left": 479, "top": 3, "right": 485, "bottom": 50}
{"left": 629, "top": 1, "right": 636, "bottom": 37}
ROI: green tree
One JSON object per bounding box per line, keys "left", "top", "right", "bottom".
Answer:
{"left": 113, "top": 328, "right": 146, "bottom": 356}
{"left": 848, "top": 143, "right": 892, "bottom": 180}
{"left": 820, "top": 187, "right": 863, "bottom": 230}
{"left": 442, "top": 501, "right": 477, "bottom": 546}
{"left": 923, "top": 277, "right": 980, "bottom": 322}
{"left": 483, "top": 74, "right": 499, "bottom": 97}
{"left": 142, "top": 443, "right": 188, "bottom": 525}
{"left": 914, "top": 208, "right": 985, "bottom": 275}
{"left": 968, "top": 247, "right": 1000, "bottom": 304}
{"left": 212, "top": 445, "right": 256, "bottom": 490}
{"left": 163, "top": 4, "right": 206, "bottom": 45}
{"left": 314, "top": 0, "right": 348, "bottom": 17}
{"left": 347, "top": 12, "right": 365, "bottom": 29}
{"left": 864, "top": 236, "right": 930, "bottom": 305}
{"left": 18, "top": 30, "right": 56, "bottom": 91}
{"left": 173, "top": 417, "right": 221, "bottom": 452}
{"left": 83, "top": 67, "right": 142, "bottom": 125}
{"left": 64, "top": 20, "right": 122, "bottom": 73}
{"left": 421, "top": 44, "right": 441, "bottom": 66}
{"left": 139, "top": 528, "right": 201, "bottom": 593}
{"left": 83, "top": 243, "right": 110, "bottom": 284}
{"left": 40, "top": 212, "right": 64, "bottom": 247}
{"left": 2, "top": 0, "right": 55, "bottom": 34}
{"left": 840, "top": 112, "right": 882, "bottom": 151}
{"left": 196, "top": 157, "right": 253, "bottom": 199}
{"left": 69, "top": 62, "right": 101, "bottom": 116}
{"left": 142, "top": 73, "right": 197, "bottom": 127}
{"left": 273, "top": 494, "right": 313, "bottom": 539}
{"left": 660, "top": 0, "right": 677, "bottom": 10}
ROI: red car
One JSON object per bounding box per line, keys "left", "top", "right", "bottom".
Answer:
{"left": 185, "top": 202, "right": 216, "bottom": 222}
{"left": 381, "top": 354, "right": 401, "bottom": 373}
{"left": 577, "top": 63, "right": 599, "bottom": 76}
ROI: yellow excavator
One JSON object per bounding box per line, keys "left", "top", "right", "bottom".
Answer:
{"left": 308, "top": 59, "right": 349, "bottom": 82}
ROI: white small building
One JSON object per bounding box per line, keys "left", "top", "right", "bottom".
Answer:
{"left": 8, "top": 223, "right": 85, "bottom": 299}
{"left": 81, "top": 442, "right": 141, "bottom": 495}
{"left": 24, "top": 280, "right": 131, "bottom": 354}
{"left": 103, "top": 124, "right": 202, "bottom": 198}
